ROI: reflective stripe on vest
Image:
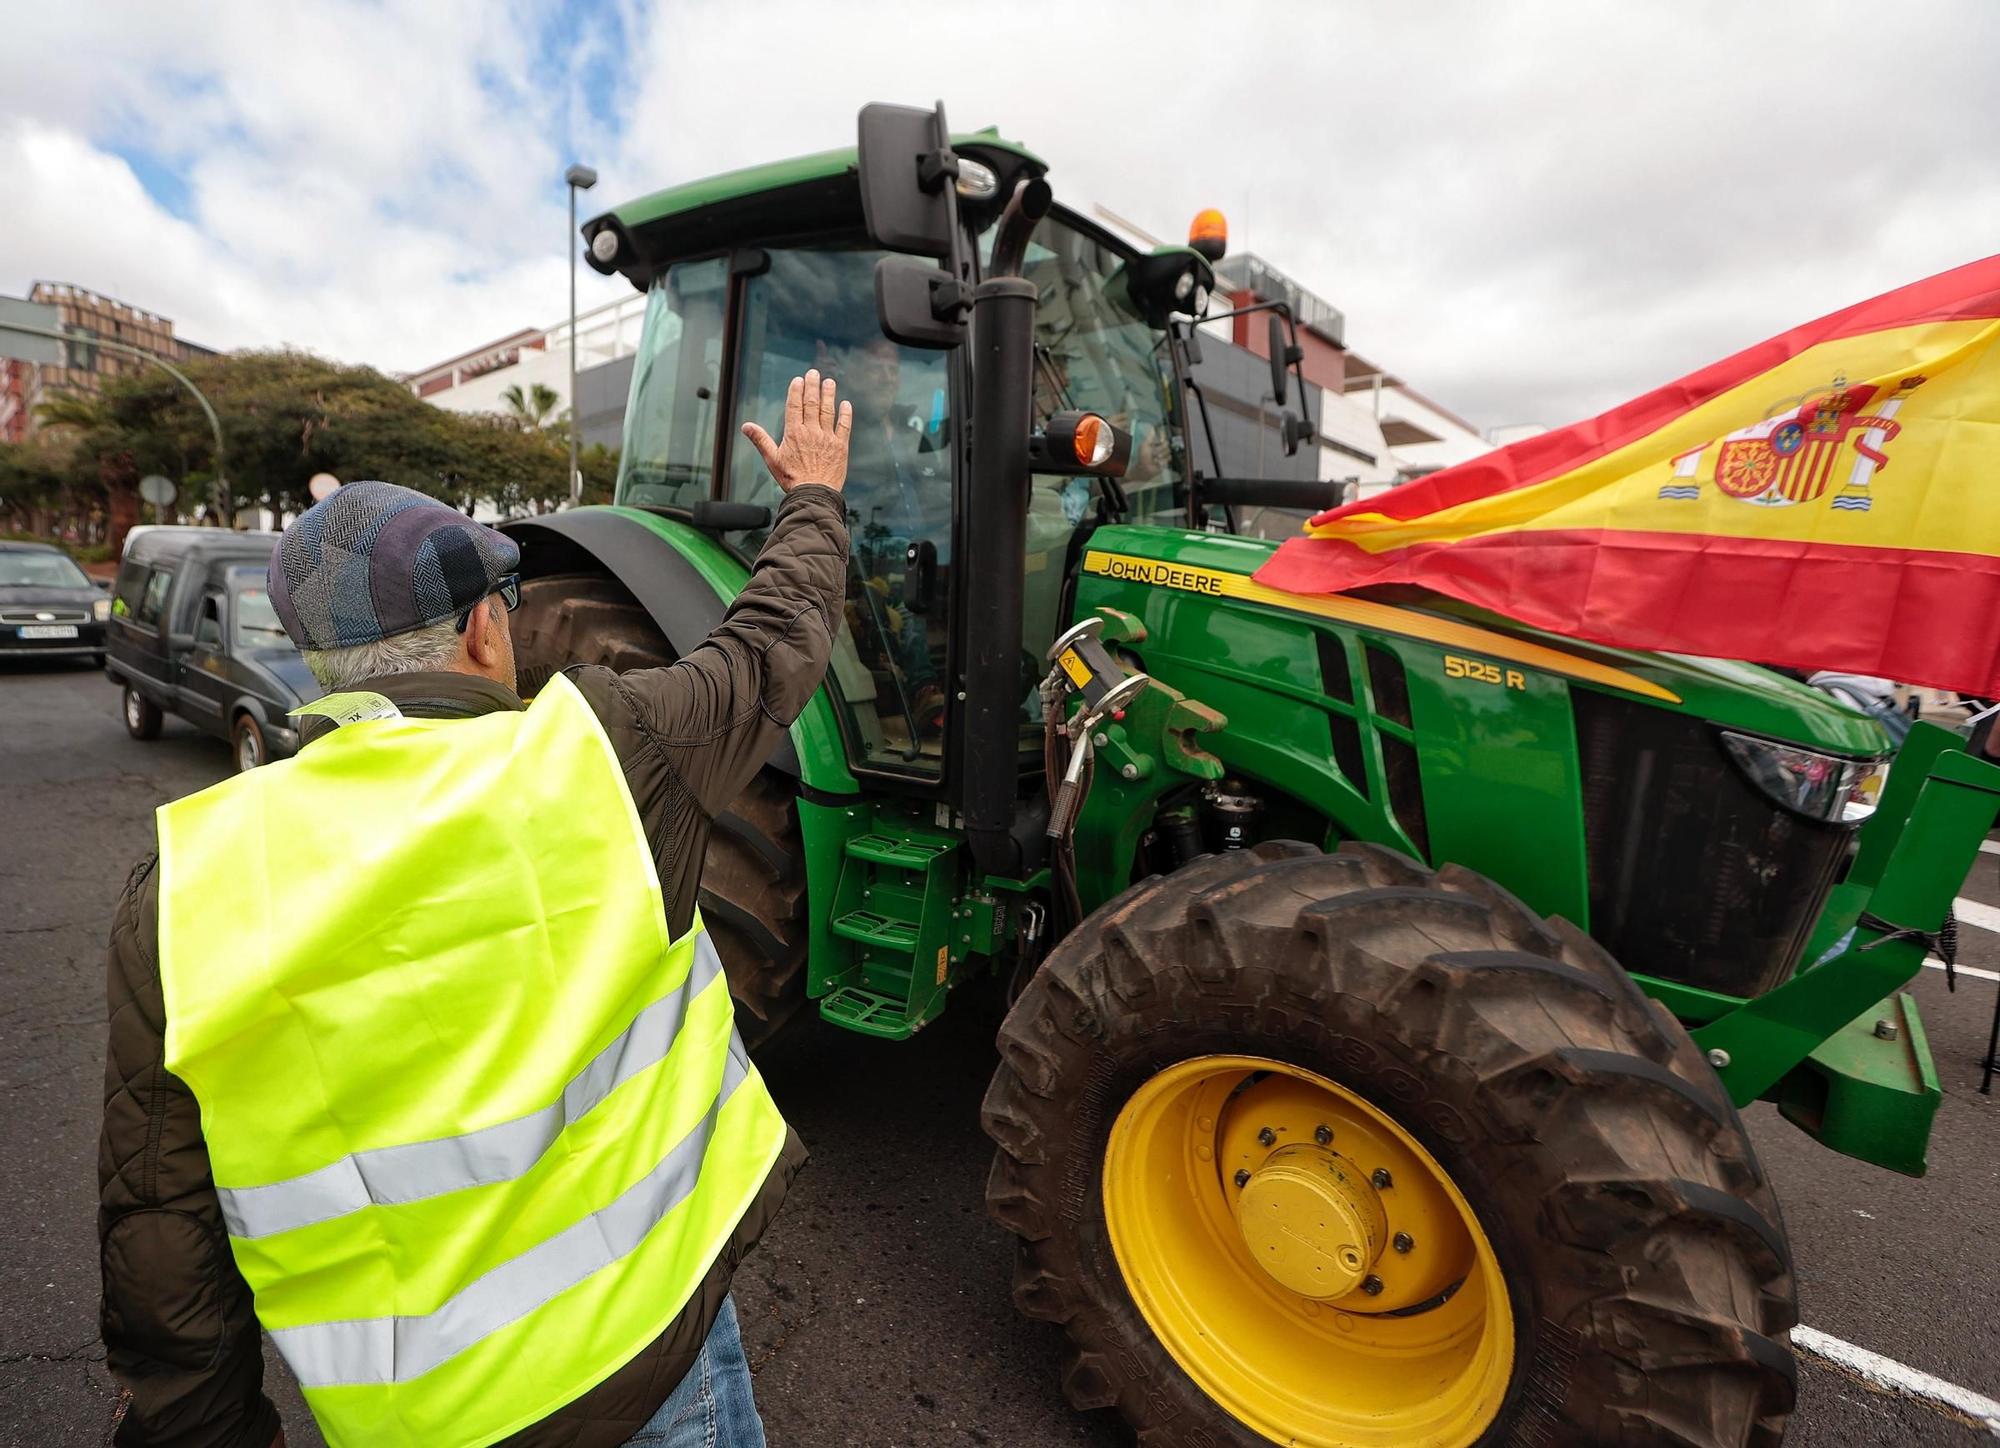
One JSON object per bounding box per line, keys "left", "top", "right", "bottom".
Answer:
{"left": 155, "top": 673, "right": 788, "bottom": 1448}
{"left": 217, "top": 932, "right": 729, "bottom": 1240}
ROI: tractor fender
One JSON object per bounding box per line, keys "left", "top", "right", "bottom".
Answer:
{"left": 506, "top": 506, "right": 849, "bottom": 787}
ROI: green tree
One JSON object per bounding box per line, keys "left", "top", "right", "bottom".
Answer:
{"left": 500, "top": 382, "right": 562, "bottom": 431}
{"left": 0, "top": 438, "right": 69, "bottom": 536}
{"left": 31, "top": 392, "right": 145, "bottom": 546}
{"left": 61, "top": 350, "right": 616, "bottom": 527}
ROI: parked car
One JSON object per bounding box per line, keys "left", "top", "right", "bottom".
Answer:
{"left": 0, "top": 540, "right": 110, "bottom": 663}
{"left": 105, "top": 529, "right": 316, "bottom": 768}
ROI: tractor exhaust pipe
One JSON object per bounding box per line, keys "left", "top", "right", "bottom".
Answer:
{"left": 962, "top": 179, "right": 1050, "bottom": 877}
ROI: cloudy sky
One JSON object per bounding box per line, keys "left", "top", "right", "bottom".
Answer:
{"left": 4, "top": 0, "right": 1997, "bottom": 431}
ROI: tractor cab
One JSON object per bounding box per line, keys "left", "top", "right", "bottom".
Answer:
{"left": 592, "top": 123, "right": 1203, "bottom": 791}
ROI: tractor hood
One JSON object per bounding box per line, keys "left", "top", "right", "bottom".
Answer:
{"left": 1082, "top": 525, "right": 1890, "bottom": 758}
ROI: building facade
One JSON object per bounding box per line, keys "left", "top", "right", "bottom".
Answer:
{"left": 1208, "top": 252, "right": 1496, "bottom": 500}
{"left": 401, "top": 293, "right": 645, "bottom": 453}
{"left": 0, "top": 282, "right": 215, "bottom": 443}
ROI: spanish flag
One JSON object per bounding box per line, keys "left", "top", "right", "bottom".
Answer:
{"left": 1254, "top": 255, "right": 2000, "bottom": 696}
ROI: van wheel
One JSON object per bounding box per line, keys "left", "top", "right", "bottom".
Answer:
{"left": 232, "top": 714, "right": 269, "bottom": 772}
{"left": 123, "top": 687, "right": 162, "bottom": 741}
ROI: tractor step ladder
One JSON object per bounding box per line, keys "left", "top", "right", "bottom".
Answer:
{"left": 818, "top": 825, "right": 960, "bottom": 1041}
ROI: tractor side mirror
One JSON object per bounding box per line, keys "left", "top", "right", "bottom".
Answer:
{"left": 857, "top": 102, "right": 957, "bottom": 259}
{"left": 1279, "top": 409, "right": 1315, "bottom": 458}
{"left": 875, "top": 256, "right": 969, "bottom": 350}
{"left": 1267, "top": 315, "right": 1290, "bottom": 409}
{"left": 858, "top": 101, "right": 969, "bottom": 350}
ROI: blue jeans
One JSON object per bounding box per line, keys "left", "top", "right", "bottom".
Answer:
{"left": 622, "top": 1296, "right": 766, "bottom": 1447}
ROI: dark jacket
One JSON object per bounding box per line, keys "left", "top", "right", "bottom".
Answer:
{"left": 99, "top": 484, "right": 849, "bottom": 1447}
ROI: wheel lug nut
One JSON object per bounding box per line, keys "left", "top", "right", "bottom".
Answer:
{"left": 1234, "top": 1169, "right": 1250, "bottom": 1188}
{"left": 1393, "top": 1232, "right": 1414, "bottom": 1254}
{"left": 1314, "top": 1124, "right": 1332, "bottom": 1145}
{"left": 1371, "top": 1168, "right": 1393, "bottom": 1190}
{"left": 1361, "top": 1275, "right": 1384, "bottom": 1296}
{"left": 1257, "top": 1126, "right": 1276, "bottom": 1147}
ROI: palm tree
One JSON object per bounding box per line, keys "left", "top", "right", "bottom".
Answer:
{"left": 31, "top": 392, "right": 104, "bottom": 434}
{"left": 500, "top": 382, "right": 562, "bottom": 431}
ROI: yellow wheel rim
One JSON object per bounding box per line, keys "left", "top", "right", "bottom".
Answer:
{"left": 1103, "top": 1055, "right": 1513, "bottom": 1447}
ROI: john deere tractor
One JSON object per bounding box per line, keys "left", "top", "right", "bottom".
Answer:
{"left": 504, "top": 104, "right": 2000, "bottom": 1446}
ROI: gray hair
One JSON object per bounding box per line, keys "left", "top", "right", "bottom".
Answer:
{"left": 302, "top": 617, "right": 464, "bottom": 692}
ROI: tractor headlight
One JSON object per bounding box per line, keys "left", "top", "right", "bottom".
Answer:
{"left": 1720, "top": 732, "right": 1889, "bottom": 824}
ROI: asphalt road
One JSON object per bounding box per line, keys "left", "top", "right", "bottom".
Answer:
{"left": 3, "top": 660, "right": 1996, "bottom": 1447}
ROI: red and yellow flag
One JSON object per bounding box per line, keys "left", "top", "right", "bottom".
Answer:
{"left": 1255, "top": 255, "right": 2000, "bottom": 695}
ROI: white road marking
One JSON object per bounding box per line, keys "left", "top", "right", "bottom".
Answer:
{"left": 1794, "top": 1325, "right": 2000, "bottom": 1436}
{"left": 1979, "top": 839, "right": 2000, "bottom": 857}
{"left": 1926, "top": 958, "right": 2000, "bottom": 984}
{"left": 1955, "top": 896, "right": 2000, "bottom": 935}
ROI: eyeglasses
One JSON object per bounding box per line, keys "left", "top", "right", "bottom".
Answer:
{"left": 455, "top": 573, "right": 520, "bottom": 634}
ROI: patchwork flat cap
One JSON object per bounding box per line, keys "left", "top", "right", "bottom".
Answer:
{"left": 268, "top": 481, "right": 519, "bottom": 651}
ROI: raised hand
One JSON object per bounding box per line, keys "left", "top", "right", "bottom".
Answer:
{"left": 741, "top": 369, "right": 853, "bottom": 494}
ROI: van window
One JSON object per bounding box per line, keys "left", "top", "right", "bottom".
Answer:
{"left": 112, "top": 561, "right": 149, "bottom": 617}
{"left": 194, "top": 595, "right": 223, "bottom": 648}
{"left": 232, "top": 585, "right": 288, "bottom": 652}
{"left": 135, "top": 570, "right": 172, "bottom": 628}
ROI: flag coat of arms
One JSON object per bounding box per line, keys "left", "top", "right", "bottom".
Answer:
{"left": 1254, "top": 255, "right": 2000, "bottom": 696}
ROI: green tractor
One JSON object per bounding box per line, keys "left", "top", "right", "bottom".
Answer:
{"left": 504, "top": 104, "right": 2000, "bottom": 1446}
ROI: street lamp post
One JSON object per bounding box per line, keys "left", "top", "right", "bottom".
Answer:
{"left": 564, "top": 162, "right": 598, "bottom": 508}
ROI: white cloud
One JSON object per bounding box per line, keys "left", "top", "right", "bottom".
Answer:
{"left": 0, "top": 0, "right": 627, "bottom": 371}
{"left": 4, "top": 0, "right": 1997, "bottom": 424}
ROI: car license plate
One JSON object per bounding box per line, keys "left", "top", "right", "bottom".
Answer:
{"left": 17, "top": 624, "right": 78, "bottom": 639}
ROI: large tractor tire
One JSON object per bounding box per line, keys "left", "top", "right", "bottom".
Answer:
{"left": 983, "top": 841, "right": 1796, "bottom": 1448}
{"left": 512, "top": 573, "right": 809, "bottom": 1049}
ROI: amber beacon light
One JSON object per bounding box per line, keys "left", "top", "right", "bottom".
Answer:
{"left": 1188, "top": 208, "right": 1228, "bottom": 262}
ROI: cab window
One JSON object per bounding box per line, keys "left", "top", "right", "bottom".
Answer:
{"left": 617, "top": 256, "right": 729, "bottom": 511}
{"left": 726, "top": 245, "right": 954, "bottom": 776}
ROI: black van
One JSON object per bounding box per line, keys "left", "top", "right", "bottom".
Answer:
{"left": 105, "top": 529, "right": 317, "bottom": 769}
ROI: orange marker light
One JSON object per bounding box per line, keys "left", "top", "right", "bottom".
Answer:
{"left": 1073, "top": 414, "right": 1114, "bottom": 467}
{"left": 1189, "top": 208, "right": 1228, "bottom": 262}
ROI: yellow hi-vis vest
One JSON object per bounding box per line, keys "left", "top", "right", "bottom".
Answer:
{"left": 155, "top": 672, "right": 787, "bottom": 1448}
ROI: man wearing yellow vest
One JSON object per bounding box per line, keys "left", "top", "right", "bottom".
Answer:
{"left": 98, "top": 373, "right": 854, "bottom": 1448}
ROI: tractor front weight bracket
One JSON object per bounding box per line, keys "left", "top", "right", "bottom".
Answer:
{"left": 1691, "top": 736, "right": 2000, "bottom": 1139}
